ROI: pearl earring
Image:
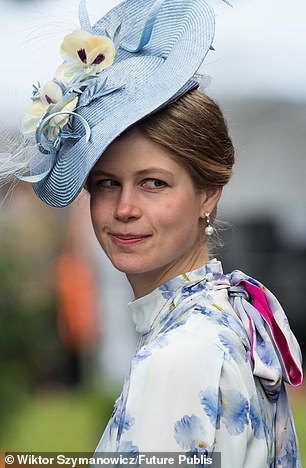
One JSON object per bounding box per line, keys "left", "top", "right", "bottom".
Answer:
{"left": 204, "top": 212, "right": 214, "bottom": 236}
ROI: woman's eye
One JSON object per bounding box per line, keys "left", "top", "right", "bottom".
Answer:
{"left": 142, "top": 178, "right": 167, "bottom": 189}
{"left": 95, "top": 179, "right": 120, "bottom": 188}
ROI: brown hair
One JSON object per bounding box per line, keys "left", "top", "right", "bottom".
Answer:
{"left": 135, "top": 89, "right": 234, "bottom": 191}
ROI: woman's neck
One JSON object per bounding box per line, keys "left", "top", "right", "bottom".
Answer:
{"left": 127, "top": 247, "right": 209, "bottom": 299}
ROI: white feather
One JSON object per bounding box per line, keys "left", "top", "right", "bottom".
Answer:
{"left": 0, "top": 128, "right": 39, "bottom": 186}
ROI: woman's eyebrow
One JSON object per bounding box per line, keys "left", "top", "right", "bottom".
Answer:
{"left": 91, "top": 168, "right": 174, "bottom": 178}
{"left": 90, "top": 169, "right": 116, "bottom": 178}
{"left": 134, "top": 167, "right": 174, "bottom": 177}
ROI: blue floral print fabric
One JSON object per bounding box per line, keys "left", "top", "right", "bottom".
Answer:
{"left": 95, "top": 260, "right": 303, "bottom": 467}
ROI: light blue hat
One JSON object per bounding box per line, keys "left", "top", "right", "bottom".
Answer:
{"left": 18, "top": 0, "right": 222, "bottom": 207}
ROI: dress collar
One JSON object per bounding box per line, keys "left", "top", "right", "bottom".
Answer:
{"left": 128, "top": 259, "right": 224, "bottom": 334}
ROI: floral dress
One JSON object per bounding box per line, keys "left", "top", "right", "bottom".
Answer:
{"left": 95, "top": 260, "right": 303, "bottom": 467}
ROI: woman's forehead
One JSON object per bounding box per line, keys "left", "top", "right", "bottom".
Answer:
{"left": 92, "top": 129, "right": 181, "bottom": 174}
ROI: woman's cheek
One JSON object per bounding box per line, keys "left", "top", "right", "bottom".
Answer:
{"left": 156, "top": 202, "right": 177, "bottom": 224}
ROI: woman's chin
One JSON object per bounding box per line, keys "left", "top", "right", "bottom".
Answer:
{"left": 108, "top": 254, "right": 153, "bottom": 276}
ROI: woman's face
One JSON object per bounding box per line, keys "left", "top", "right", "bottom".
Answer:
{"left": 90, "top": 128, "right": 219, "bottom": 296}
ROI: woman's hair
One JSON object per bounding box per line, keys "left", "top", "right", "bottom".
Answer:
{"left": 135, "top": 89, "right": 235, "bottom": 192}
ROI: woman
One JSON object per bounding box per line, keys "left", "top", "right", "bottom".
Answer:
{"left": 2, "top": 0, "right": 303, "bottom": 465}
{"left": 88, "top": 90, "right": 302, "bottom": 466}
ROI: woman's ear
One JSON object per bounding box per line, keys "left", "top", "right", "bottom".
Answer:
{"left": 199, "top": 186, "right": 222, "bottom": 217}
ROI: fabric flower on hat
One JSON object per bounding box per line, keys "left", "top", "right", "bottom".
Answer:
{"left": 21, "top": 27, "right": 116, "bottom": 159}
{"left": 22, "top": 81, "right": 78, "bottom": 138}
{"left": 55, "top": 29, "right": 116, "bottom": 84}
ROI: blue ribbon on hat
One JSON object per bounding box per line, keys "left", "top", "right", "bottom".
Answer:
{"left": 78, "top": 0, "right": 93, "bottom": 33}
{"left": 17, "top": 111, "right": 91, "bottom": 183}
{"left": 120, "top": 0, "right": 166, "bottom": 52}
{"left": 79, "top": 0, "right": 166, "bottom": 52}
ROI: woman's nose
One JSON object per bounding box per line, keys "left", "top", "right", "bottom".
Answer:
{"left": 114, "top": 187, "right": 142, "bottom": 222}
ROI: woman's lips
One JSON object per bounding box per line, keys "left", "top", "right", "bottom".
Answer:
{"left": 109, "top": 233, "right": 151, "bottom": 247}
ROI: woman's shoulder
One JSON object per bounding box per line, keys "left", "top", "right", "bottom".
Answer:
{"left": 131, "top": 306, "right": 255, "bottom": 404}
{"left": 169, "top": 300, "right": 250, "bottom": 364}
{"left": 162, "top": 280, "right": 250, "bottom": 352}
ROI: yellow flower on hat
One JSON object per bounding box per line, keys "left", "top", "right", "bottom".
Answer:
{"left": 22, "top": 81, "right": 78, "bottom": 137}
{"left": 22, "top": 99, "right": 49, "bottom": 136}
{"left": 55, "top": 29, "right": 116, "bottom": 84}
{"left": 22, "top": 28, "right": 115, "bottom": 145}
{"left": 40, "top": 81, "right": 63, "bottom": 106}
{"left": 46, "top": 96, "right": 79, "bottom": 131}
